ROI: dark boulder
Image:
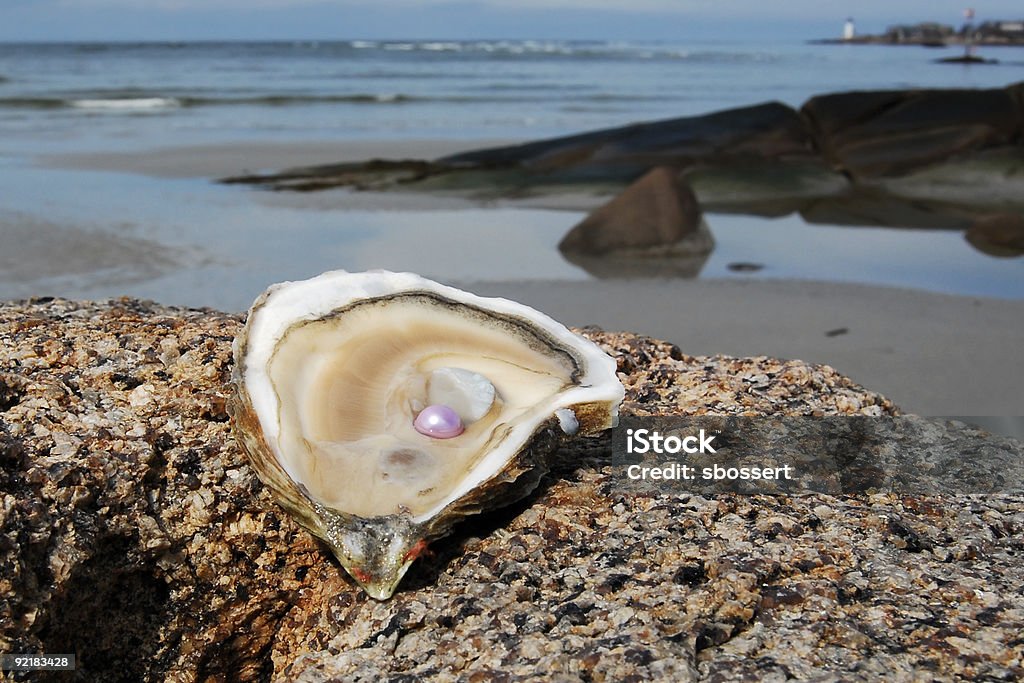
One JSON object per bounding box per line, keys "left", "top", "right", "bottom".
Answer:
{"left": 1008, "top": 81, "right": 1024, "bottom": 128}
{"left": 443, "top": 102, "right": 815, "bottom": 183}
{"left": 801, "top": 85, "right": 1021, "bottom": 178}
{"left": 558, "top": 167, "right": 712, "bottom": 256}
{"left": 966, "top": 212, "right": 1024, "bottom": 256}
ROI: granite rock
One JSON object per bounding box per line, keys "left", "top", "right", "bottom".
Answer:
{"left": 1, "top": 299, "right": 1022, "bottom": 682}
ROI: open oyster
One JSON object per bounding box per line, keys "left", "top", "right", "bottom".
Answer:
{"left": 229, "top": 270, "right": 624, "bottom": 599}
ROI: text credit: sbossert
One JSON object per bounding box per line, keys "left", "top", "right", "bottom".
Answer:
{"left": 626, "top": 463, "right": 795, "bottom": 481}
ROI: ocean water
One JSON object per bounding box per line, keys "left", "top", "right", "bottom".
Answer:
{"left": 2, "top": 39, "right": 1023, "bottom": 150}
{"left": 0, "top": 39, "right": 1023, "bottom": 308}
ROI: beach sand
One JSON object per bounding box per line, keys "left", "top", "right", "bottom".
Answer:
{"left": 40, "top": 139, "right": 515, "bottom": 180}
{"left": 466, "top": 279, "right": 1024, "bottom": 419}
{"left": 25, "top": 139, "right": 1024, "bottom": 419}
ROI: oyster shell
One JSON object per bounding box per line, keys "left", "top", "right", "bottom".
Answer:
{"left": 229, "top": 270, "right": 624, "bottom": 599}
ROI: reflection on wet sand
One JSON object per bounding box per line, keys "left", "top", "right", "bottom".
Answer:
{"left": 559, "top": 187, "right": 1022, "bottom": 279}
{"left": 0, "top": 211, "right": 192, "bottom": 297}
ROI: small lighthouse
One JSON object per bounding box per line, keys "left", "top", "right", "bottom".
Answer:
{"left": 843, "top": 17, "right": 856, "bottom": 40}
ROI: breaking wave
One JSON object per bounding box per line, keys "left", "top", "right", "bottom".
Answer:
{"left": 0, "top": 93, "right": 420, "bottom": 110}
{"left": 0, "top": 90, "right": 681, "bottom": 111}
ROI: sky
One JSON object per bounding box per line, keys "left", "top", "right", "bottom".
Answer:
{"left": 0, "top": 0, "right": 1021, "bottom": 42}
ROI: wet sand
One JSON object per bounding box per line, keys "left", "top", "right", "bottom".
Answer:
{"left": 40, "top": 139, "right": 515, "bottom": 180}
{"left": 467, "top": 279, "right": 1024, "bottom": 418}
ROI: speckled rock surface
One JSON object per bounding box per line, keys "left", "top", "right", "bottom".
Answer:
{"left": 1, "top": 298, "right": 1021, "bottom": 682}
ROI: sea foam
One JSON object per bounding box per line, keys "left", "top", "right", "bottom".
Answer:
{"left": 71, "top": 97, "right": 181, "bottom": 110}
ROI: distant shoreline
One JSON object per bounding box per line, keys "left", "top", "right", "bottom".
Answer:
{"left": 812, "top": 18, "right": 1024, "bottom": 47}
{"left": 810, "top": 37, "right": 1024, "bottom": 47}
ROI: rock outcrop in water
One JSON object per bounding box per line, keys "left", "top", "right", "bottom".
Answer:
{"left": 800, "top": 86, "right": 1021, "bottom": 179}
{"left": 2, "top": 298, "right": 1023, "bottom": 681}
{"left": 441, "top": 101, "right": 816, "bottom": 185}
{"left": 222, "top": 82, "right": 1024, "bottom": 237}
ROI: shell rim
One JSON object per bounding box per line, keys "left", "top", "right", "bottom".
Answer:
{"left": 234, "top": 269, "right": 624, "bottom": 524}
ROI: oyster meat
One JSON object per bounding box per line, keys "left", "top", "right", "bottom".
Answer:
{"left": 229, "top": 270, "right": 624, "bottom": 599}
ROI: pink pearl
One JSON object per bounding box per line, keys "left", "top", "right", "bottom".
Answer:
{"left": 414, "top": 404, "right": 464, "bottom": 439}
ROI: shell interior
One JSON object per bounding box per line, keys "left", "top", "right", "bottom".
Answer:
{"left": 267, "top": 293, "right": 585, "bottom": 521}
